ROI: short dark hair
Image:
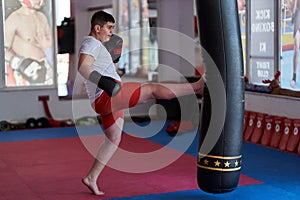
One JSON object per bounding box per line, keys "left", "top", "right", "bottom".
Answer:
{"left": 91, "top": 11, "right": 115, "bottom": 31}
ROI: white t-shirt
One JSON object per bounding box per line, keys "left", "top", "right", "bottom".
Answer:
{"left": 79, "top": 36, "right": 121, "bottom": 103}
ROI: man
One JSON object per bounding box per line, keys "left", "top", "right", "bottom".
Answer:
{"left": 289, "top": 0, "right": 300, "bottom": 88}
{"left": 4, "top": 0, "right": 53, "bottom": 86}
{"left": 78, "top": 11, "right": 205, "bottom": 195}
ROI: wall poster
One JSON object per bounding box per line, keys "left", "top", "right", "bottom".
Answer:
{"left": 246, "top": 0, "right": 279, "bottom": 85}
{"left": 1, "top": 0, "right": 56, "bottom": 89}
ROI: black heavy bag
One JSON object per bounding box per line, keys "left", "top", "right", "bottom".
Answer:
{"left": 196, "top": 0, "right": 244, "bottom": 193}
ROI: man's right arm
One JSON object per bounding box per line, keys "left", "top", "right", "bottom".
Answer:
{"left": 78, "top": 53, "right": 94, "bottom": 79}
{"left": 4, "top": 13, "right": 18, "bottom": 62}
{"left": 78, "top": 53, "right": 121, "bottom": 97}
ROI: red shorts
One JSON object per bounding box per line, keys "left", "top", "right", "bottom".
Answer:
{"left": 94, "top": 82, "right": 141, "bottom": 130}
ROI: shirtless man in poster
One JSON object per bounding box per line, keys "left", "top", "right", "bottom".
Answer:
{"left": 4, "top": 0, "right": 53, "bottom": 86}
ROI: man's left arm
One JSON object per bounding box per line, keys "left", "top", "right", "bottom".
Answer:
{"left": 34, "top": 13, "right": 52, "bottom": 50}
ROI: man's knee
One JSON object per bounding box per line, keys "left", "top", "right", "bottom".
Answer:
{"left": 104, "top": 131, "right": 122, "bottom": 146}
{"left": 104, "top": 117, "right": 123, "bottom": 145}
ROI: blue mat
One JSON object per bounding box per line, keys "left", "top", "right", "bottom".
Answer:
{"left": 1, "top": 122, "right": 300, "bottom": 200}
{"left": 120, "top": 122, "right": 300, "bottom": 200}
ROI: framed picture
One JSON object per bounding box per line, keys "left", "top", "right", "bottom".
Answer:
{"left": 0, "top": 0, "right": 56, "bottom": 89}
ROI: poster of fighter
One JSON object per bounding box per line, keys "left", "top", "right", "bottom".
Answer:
{"left": 2, "top": 0, "right": 55, "bottom": 88}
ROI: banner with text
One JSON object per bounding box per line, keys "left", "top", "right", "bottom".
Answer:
{"left": 247, "top": 0, "right": 278, "bottom": 84}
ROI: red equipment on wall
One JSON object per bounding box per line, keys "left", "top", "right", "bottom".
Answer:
{"left": 270, "top": 117, "right": 284, "bottom": 148}
{"left": 260, "top": 115, "right": 274, "bottom": 146}
{"left": 286, "top": 119, "right": 300, "bottom": 152}
{"left": 243, "top": 112, "right": 257, "bottom": 141}
{"left": 250, "top": 113, "right": 265, "bottom": 144}
{"left": 278, "top": 118, "right": 293, "bottom": 151}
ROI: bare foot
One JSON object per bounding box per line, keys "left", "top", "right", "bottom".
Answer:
{"left": 291, "top": 80, "right": 296, "bottom": 88}
{"left": 82, "top": 177, "right": 104, "bottom": 195}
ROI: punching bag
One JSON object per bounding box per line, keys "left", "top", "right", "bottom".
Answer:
{"left": 196, "top": 0, "right": 244, "bottom": 193}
